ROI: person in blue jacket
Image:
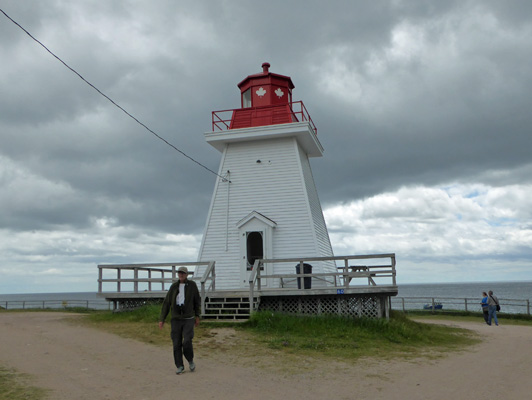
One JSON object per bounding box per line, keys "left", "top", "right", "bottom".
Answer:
{"left": 480, "top": 291, "right": 489, "bottom": 324}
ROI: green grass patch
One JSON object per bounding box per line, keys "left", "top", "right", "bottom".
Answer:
{"left": 81, "top": 305, "right": 168, "bottom": 345}
{"left": 81, "top": 305, "right": 235, "bottom": 345}
{"left": 83, "top": 306, "right": 479, "bottom": 359}
{"left": 0, "top": 366, "right": 48, "bottom": 400}
{"left": 80, "top": 307, "right": 481, "bottom": 365}
{"left": 239, "top": 311, "right": 478, "bottom": 360}
{"left": 88, "top": 304, "right": 162, "bottom": 323}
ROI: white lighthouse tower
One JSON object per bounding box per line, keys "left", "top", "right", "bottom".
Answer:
{"left": 198, "top": 63, "right": 335, "bottom": 289}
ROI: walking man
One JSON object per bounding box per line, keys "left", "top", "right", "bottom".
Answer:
{"left": 159, "top": 266, "right": 201, "bottom": 374}
{"left": 487, "top": 290, "right": 499, "bottom": 326}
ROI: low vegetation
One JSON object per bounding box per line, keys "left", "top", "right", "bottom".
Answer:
{"left": 0, "top": 365, "right": 48, "bottom": 400}
{"left": 83, "top": 306, "right": 480, "bottom": 362}
{"left": 240, "top": 310, "right": 479, "bottom": 360}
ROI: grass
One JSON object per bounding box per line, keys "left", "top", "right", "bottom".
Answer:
{"left": 81, "top": 306, "right": 480, "bottom": 362}
{"left": 239, "top": 310, "right": 478, "bottom": 360}
{"left": 77, "top": 307, "right": 482, "bottom": 374}
{"left": 0, "top": 366, "right": 48, "bottom": 400}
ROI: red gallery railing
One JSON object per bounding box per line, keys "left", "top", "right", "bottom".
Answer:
{"left": 211, "top": 101, "right": 317, "bottom": 134}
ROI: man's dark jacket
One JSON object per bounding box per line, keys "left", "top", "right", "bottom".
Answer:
{"left": 159, "top": 279, "right": 201, "bottom": 322}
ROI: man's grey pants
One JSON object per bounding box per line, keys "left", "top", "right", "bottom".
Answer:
{"left": 170, "top": 318, "right": 195, "bottom": 368}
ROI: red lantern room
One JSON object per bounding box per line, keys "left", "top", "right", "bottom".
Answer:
{"left": 211, "top": 63, "right": 316, "bottom": 133}
{"left": 238, "top": 62, "right": 293, "bottom": 108}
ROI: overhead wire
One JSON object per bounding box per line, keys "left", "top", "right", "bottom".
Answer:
{"left": 0, "top": 8, "right": 229, "bottom": 182}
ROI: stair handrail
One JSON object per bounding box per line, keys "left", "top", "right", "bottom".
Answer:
{"left": 199, "top": 261, "right": 216, "bottom": 315}
{"left": 248, "top": 259, "right": 263, "bottom": 315}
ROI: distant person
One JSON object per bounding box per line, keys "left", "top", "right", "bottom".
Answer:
{"left": 487, "top": 290, "right": 499, "bottom": 326}
{"left": 158, "top": 266, "right": 201, "bottom": 374}
{"left": 481, "top": 292, "right": 489, "bottom": 324}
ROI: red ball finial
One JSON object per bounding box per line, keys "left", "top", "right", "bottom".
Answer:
{"left": 262, "top": 62, "right": 270, "bottom": 73}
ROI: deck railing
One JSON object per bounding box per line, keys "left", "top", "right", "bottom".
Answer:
{"left": 248, "top": 253, "right": 397, "bottom": 315}
{"left": 97, "top": 261, "right": 215, "bottom": 314}
{"left": 97, "top": 254, "right": 397, "bottom": 316}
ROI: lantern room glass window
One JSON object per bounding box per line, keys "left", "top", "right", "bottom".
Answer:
{"left": 242, "top": 89, "right": 252, "bottom": 108}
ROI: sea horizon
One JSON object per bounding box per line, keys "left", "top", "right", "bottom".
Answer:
{"left": 1, "top": 278, "right": 531, "bottom": 296}
{"left": 2, "top": 280, "right": 531, "bottom": 314}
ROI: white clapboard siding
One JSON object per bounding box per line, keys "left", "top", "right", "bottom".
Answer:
{"left": 197, "top": 124, "right": 334, "bottom": 289}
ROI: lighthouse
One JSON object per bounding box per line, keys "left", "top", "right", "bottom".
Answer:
{"left": 198, "top": 63, "right": 336, "bottom": 289}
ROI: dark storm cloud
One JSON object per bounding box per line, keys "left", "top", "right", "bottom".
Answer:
{"left": 1, "top": 0, "right": 531, "bottom": 291}
{"left": 2, "top": 0, "right": 531, "bottom": 225}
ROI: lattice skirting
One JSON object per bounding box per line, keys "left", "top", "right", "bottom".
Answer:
{"left": 112, "top": 298, "right": 163, "bottom": 311}
{"left": 258, "top": 294, "right": 388, "bottom": 318}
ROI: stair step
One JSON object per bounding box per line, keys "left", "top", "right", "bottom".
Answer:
{"left": 204, "top": 308, "right": 251, "bottom": 314}
{"left": 202, "top": 314, "right": 250, "bottom": 320}
{"left": 202, "top": 295, "right": 260, "bottom": 320}
{"left": 205, "top": 302, "right": 255, "bottom": 307}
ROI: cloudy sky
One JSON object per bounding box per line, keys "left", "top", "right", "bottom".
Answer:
{"left": 1, "top": 1, "right": 531, "bottom": 294}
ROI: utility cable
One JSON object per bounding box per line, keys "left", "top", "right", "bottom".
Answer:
{"left": 0, "top": 8, "right": 229, "bottom": 181}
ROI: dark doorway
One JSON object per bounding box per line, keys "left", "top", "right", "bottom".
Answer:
{"left": 246, "top": 231, "right": 263, "bottom": 269}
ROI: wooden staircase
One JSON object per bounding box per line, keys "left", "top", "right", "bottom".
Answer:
{"left": 202, "top": 295, "right": 260, "bottom": 321}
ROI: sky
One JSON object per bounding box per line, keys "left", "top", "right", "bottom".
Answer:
{"left": 1, "top": 0, "right": 531, "bottom": 294}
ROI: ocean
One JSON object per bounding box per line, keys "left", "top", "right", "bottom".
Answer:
{"left": 1, "top": 281, "right": 531, "bottom": 314}
{"left": 394, "top": 280, "right": 532, "bottom": 314}
{"left": 0, "top": 292, "right": 111, "bottom": 310}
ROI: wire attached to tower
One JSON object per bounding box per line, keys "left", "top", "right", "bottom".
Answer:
{"left": 0, "top": 8, "right": 228, "bottom": 181}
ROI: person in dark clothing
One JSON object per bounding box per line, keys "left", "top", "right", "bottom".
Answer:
{"left": 159, "top": 266, "right": 201, "bottom": 374}
{"left": 487, "top": 290, "right": 499, "bottom": 326}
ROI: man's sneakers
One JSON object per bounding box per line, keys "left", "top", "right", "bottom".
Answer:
{"left": 176, "top": 362, "right": 195, "bottom": 375}
{"left": 176, "top": 361, "right": 196, "bottom": 375}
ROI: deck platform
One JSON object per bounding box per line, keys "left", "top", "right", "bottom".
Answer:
{"left": 98, "top": 254, "right": 398, "bottom": 319}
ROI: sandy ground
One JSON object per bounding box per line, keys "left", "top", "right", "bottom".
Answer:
{"left": 1, "top": 313, "right": 531, "bottom": 400}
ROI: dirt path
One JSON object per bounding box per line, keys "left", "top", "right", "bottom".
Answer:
{"left": 1, "top": 313, "right": 531, "bottom": 400}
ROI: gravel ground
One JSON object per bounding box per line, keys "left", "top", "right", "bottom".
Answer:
{"left": 1, "top": 312, "right": 531, "bottom": 400}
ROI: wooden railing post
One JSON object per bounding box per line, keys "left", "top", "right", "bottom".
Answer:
{"left": 249, "top": 276, "right": 255, "bottom": 316}
{"left": 391, "top": 255, "right": 397, "bottom": 286}
{"left": 211, "top": 261, "right": 216, "bottom": 290}
{"left": 98, "top": 267, "right": 103, "bottom": 293}
{"left": 201, "top": 279, "right": 206, "bottom": 316}
{"left": 256, "top": 260, "right": 262, "bottom": 291}
{"left": 344, "top": 258, "right": 349, "bottom": 287}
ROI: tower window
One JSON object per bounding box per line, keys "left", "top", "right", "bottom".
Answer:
{"left": 242, "top": 89, "right": 252, "bottom": 108}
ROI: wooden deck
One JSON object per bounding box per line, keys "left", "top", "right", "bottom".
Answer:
{"left": 98, "top": 254, "right": 398, "bottom": 319}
